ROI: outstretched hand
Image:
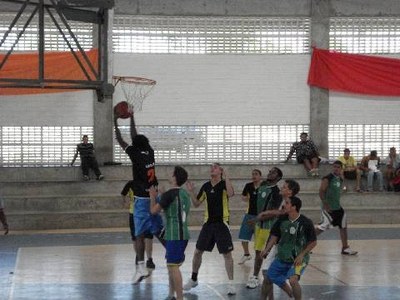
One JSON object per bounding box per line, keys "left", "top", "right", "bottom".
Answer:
{"left": 149, "top": 185, "right": 158, "bottom": 199}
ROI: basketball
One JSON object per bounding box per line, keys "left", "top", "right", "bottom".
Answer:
{"left": 114, "top": 101, "right": 133, "bottom": 119}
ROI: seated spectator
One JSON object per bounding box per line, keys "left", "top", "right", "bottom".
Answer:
{"left": 360, "top": 150, "right": 383, "bottom": 192}
{"left": 338, "top": 148, "right": 362, "bottom": 192}
{"left": 384, "top": 147, "right": 400, "bottom": 191}
{"left": 286, "top": 132, "right": 320, "bottom": 177}
{"left": 71, "top": 135, "right": 104, "bottom": 181}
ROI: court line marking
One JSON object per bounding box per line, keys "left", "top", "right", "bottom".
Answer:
{"left": 308, "top": 263, "right": 348, "bottom": 285}
{"left": 204, "top": 283, "right": 226, "bottom": 299}
{"left": 7, "top": 247, "right": 20, "bottom": 300}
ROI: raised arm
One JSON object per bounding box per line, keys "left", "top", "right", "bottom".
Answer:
{"left": 222, "top": 168, "right": 234, "bottom": 198}
{"left": 286, "top": 144, "right": 295, "bottom": 161}
{"left": 319, "top": 178, "right": 330, "bottom": 212}
{"left": 130, "top": 114, "right": 138, "bottom": 140}
{"left": 186, "top": 180, "right": 202, "bottom": 208}
{"left": 114, "top": 114, "right": 129, "bottom": 149}
{"left": 70, "top": 147, "right": 78, "bottom": 166}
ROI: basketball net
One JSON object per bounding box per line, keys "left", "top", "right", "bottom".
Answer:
{"left": 113, "top": 76, "right": 156, "bottom": 112}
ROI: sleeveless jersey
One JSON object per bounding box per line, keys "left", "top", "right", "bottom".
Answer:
{"left": 323, "top": 173, "right": 342, "bottom": 211}
{"left": 159, "top": 188, "right": 191, "bottom": 241}
{"left": 256, "top": 183, "right": 281, "bottom": 229}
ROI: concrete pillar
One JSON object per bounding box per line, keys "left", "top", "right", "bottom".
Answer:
{"left": 93, "top": 8, "right": 114, "bottom": 164}
{"left": 310, "top": 0, "right": 332, "bottom": 158}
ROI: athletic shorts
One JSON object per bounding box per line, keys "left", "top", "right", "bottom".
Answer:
{"left": 317, "top": 207, "right": 347, "bottom": 231}
{"left": 262, "top": 245, "right": 277, "bottom": 271}
{"left": 254, "top": 224, "right": 270, "bottom": 252}
{"left": 134, "top": 197, "right": 164, "bottom": 236}
{"left": 129, "top": 213, "right": 153, "bottom": 241}
{"left": 266, "top": 258, "right": 307, "bottom": 287}
{"left": 238, "top": 213, "right": 257, "bottom": 242}
{"left": 166, "top": 240, "right": 188, "bottom": 265}
{"left": 344, "top": 170, "right": 357, "bottom": 180}
{"left": 196, "top": 222, "right": 234, "bottom": 254}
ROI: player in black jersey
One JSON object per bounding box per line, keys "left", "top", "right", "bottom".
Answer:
{"left": 114, "top": 112, "right": 163, "bottom": 284}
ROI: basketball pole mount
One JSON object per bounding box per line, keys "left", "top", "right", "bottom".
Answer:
{"left": 0, "top": 0, "right": 115, "bottom": 101}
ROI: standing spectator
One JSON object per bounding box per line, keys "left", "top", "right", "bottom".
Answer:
{"left": 246, "top": 167, "right": 283, "bottom": 289}
{"left": 71, "top": 135, "right": 104, "bottom": 181}
{"left": 337, "top": 148, "right": 362, "bottom": 192}
{"left": 0, "top": 198, "right": 9, "bottom": 235}
{"left": 121, "top": 180, "right": 155, "bottom": 267}
{"left": 149, "top": 166, "right": 192, "bottom": 300}
{"left": 360, "top": 150, "right": 384, "bottom": 192}
{"left": 238, "top": 169, "right": 262, "bottom": 265}
{"left": 384, "top": 147, "right": 400, "bottom": 191}
{"left": 260, "top": 196, "right": 317, "bottom": 300}
{"left": 315, "top": 161, "right": 358, "bottom": 255}
{"left": 183, "top": 163, "right": 236, "bottom": 295}
{"left": 286, "top": 132, "right": 320, "bottom": 177}
{"left": 114, "top": 113, "right": 162, "bottom": 284}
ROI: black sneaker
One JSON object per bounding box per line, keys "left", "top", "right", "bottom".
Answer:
{"left": 146, "top": 258, "right": 155, "bottom": 269}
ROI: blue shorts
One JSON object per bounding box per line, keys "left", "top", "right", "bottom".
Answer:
{"left": 266, "top": 258, "right": 307, "bottom": 287}
{"left": 166, "top": 240, "right": 188, "bottom": 265}
{"left": 134, "top": 197, "right": 164, "bottom": 236}
{"left": 129, "top": 213, "right": 153, "bottom": 240}
{"left": 238, "top": 213, "right": 256, "bottom": 241}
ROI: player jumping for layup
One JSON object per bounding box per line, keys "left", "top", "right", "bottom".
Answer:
{"left": 114, "top": 111, "right": 163, "bottom": 284}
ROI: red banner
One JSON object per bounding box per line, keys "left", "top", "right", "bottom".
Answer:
{"left": 0, "top": 49, "right": 98, "bottom": 95}
{"left": 308, "top": 47, "right": 400, "bottom": 96}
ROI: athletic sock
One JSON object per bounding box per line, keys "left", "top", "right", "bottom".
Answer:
{"left": 191, "top": 272, "right": 198, "bottom": 282}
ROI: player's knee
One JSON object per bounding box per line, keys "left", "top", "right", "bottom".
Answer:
{"left": 288, "top": 275, "right": 299, "bottom": 286}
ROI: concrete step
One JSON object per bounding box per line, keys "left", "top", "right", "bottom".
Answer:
{"left": 6, "top": 204, "right": 400, "bottom": 230}
{"left": 0, "top": 163, "right": 332, "bottom": 182}
{"left": 4, "top": 191, "right": 398, "bottom": 212}
{"left": 1, "top": 165, "right": 397, "bottom": 231}
{"left": 4, "top": 195, "right": 125, "bottom": 212}
{"left": 0, "top": 177, "right": 378, "bottom": 197}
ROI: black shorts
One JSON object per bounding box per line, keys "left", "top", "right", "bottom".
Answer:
{"left": 318, "top": 207, "right": 346, "bottom": 230}
{"left": 344, "top": 170, "right": 357, "bottom": 180}
{"left": 196, "top": 222, "right": 234, "bottom": 254}
{"left": 129, "top": 213, "right": 153, "bottom": 241}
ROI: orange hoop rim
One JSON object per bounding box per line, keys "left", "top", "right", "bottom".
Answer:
{"left": 113, "top": 76, "right": 156, "bottom": 86}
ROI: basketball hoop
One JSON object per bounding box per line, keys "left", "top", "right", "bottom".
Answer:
{"left": 113, "top": 76, "right": 156, "bottom": 112}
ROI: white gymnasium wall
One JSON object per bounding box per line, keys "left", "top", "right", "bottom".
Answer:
{"left": 0, "top": 90, "right": 94, "bottom": 126}
{"left": 330, "top": 92, "right": 400, "bottom": 125}
{"left": 1, "top": 54, "right": 399, "bottom": 127}
{"left": 113, "top": 54, "right": 311, "bottom": 126}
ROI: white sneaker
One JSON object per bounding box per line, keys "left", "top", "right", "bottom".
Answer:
{"left": 341, "top": 247, "right": 358, "bottom": 255}
{"left": 246, "top": 276, "right": 259, "bottom": 289}
{"left": 132, "top": 262, "right": 149, "bottom": 284}
{"left": 238, "top": 254, "right": 252, "bottom": 265}
{"left": 183, "top": 278, "right": 198, "bottom": 291}
{"left": 227, "top": 284, "right": 236, "bottom": 295}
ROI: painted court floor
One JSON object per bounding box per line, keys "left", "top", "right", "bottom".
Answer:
{"left": 1, "top": 226, "right": 400, "bottom": 300}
